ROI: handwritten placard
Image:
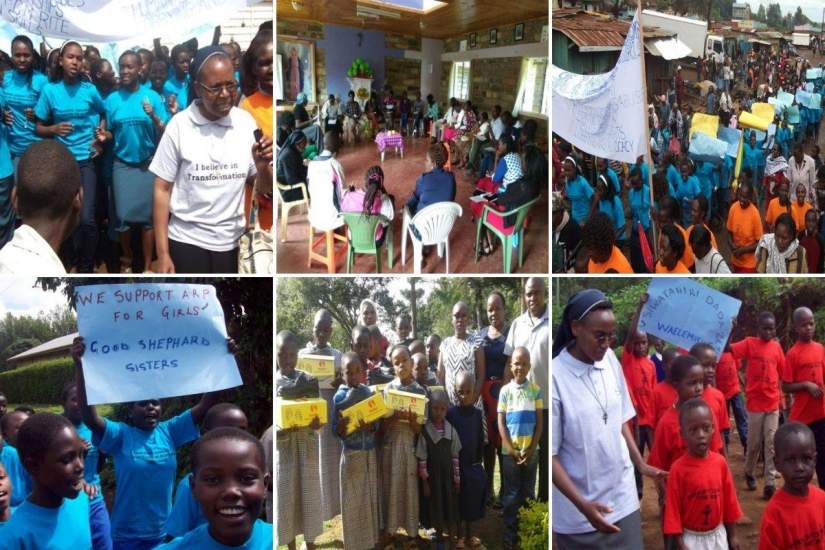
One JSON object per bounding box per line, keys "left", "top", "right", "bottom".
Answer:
{"left": 75, "top": 283, "right": 242, "bottom": 405}
{"left": 638, "top": 278, "right": 741, "bottom": 356}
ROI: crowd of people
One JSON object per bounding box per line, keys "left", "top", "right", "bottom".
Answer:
{"left": 0, "top": 337, "right": 273, "bottom": 549}
{"left": 276, "top": 278, "right": 549, "bottom": 549}
{"left": 553, "top": 43, "right": 825, "bottom": 275}
{"left": 0, "top": 22, "right": 273, "bottom": 274}
{"left": 554, "top": 287, "right": 825, "bottom": 549}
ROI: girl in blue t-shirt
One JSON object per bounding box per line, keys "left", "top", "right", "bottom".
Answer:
{"left": 163, "top": 45, "right": 191, "bottom": 112}
{"left": 675, "top": 159, "right": 701, "bottom": 227}
{"left": 0, "top": 461, "right": 12, "bottom": 523}
{"left": 743, "top": 130, "right": 766, "bottom": 208}
{"left": 149, "top": 60, "right": 176, "bottom": 118}
{"left": 0, "top": 413, "right": 93, "bottom": 549}
{"left": 562, "top": 155, "right": 594, "bottom": 226}
{"left": 595, "top": 173, "right": 626, "bottom": 249}
{"left": 627, "top": 165, "right": 652, "bottom": 273}
{"left": 72, "top": 336, "right": 226, "bottom": 550}
{"left": 106, "top": 51, "right": 169, "bottom": 274}
{"left": 34, "top": 40, "right": 106, "bottom": 273}
{"left": 3, "top": 36, "right": 47, "bottom": 163}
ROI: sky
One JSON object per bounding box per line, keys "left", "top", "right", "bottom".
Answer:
{"left": 0, "top": 278, "right": 68, "bottom": 319}
{"left": 743, "top": 0, "right": 825, "bottom": 24}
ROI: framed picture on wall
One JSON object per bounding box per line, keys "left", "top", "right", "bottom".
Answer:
{"left": 514, "top": 23, "right": 524, "bottom": 42}
{"left": 276, "top": 36, "right": 317, "bottom": 104}
{"left": 469, "top": 32, "right": 477, "bottom": 48}
{"left": 490, "top": 28, "right": 497, "bottom": 45}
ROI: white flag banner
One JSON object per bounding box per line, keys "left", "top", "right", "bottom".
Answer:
{"left": 0, "top": 0, "right": 252, "bottom": 42}
{"left": 552, "top": 11, "right": 647, "bottom": 163}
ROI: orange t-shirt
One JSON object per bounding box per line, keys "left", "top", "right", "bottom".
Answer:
{"left": 766, "top": 197, "right": 791, "bottom": 229}
{"left": 663, "top": 452, "right": 742, "bottom": 534}
{"left": 675, "top": 223, "right": 694, "bottom": 269}
{"left": 240, "top": 91, "right": 273, "bottom": 138}
{"left": 783, "top": 340, "right": 825, "bottom": 425}
{"left": 686, "top": 223, "right": 718, "bottom": 251}
{"left": 703, "top": 386, "right": 731, "bottom": 431}
{"left": 648, "top": 406, "right": 724, "bottom": 471}
{"left": 758, "top": 486, "right": 825, "bottom": 550}
{"left": 655, "top": 260, "right": 691, "bottom": 273}
{"left": 621, "top": 351, "right": 657, "bottom": 427}
{"left": 792, "top": 201, "right": 813, "bottom": 234}
{"left": 726, "top": 202, "right": 764, "bottom": 269}
{"left": 652, "top": 381, "right": 678, "bottom": 428}
{"left": 731, "top": 337, "right": 785, "bottom": 413}
{"left": 588, "top": 246, "right": 633, "bottom": 274}
{"left": 715, "top": 351, "right": 740, "bottom": 400}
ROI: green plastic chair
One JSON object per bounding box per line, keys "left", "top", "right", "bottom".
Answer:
{"left": 474, "top": 198, "right": 539, "bottom": 273}
{"left": 342, "top": 213, "right": 394, "bottom": 273}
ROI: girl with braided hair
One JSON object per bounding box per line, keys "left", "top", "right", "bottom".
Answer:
{"left": 341, "top": 165, "right": 395, "bottom": 245}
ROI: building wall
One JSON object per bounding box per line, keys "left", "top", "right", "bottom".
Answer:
{"left": 443, "top": 17, "right": 547, "bottom": 53}
{"left": 219, "top": 0, "right": 272, "bottom": 50}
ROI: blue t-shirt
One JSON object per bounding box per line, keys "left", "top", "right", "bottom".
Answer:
{"left": 0, "top": 444, "right": 32, "bottom": 507}
{"left": 666, "top": 163, "right": 681, "bottom": 194}
{"left": 695, "top": 161, "right": 718, "bottom": 202}
{"left": 0, "top": 491, "right": 90, "bottom": 549}
{"left": 97, "top": 409, "right": 199, "bottom": 541}
{"left": 743, "top": 142, "right": 764, "bottom": 170}
{"left": 628, "top": 183, "right": 651, "bottom": 231}
{"left": 604, "top": 167, "right": 621, "bottom": 195}
{"left": 155, "top": 519, "right": 272, "bottom": 550}
{"left": 0, "top": 505, "right": 15, "bottom": 524}
{"left": 598, "top": 195, "right": 625, "bottom": 236}
{"left": 565, "top": 175, "right": 593, "bottom": 226}
{"left": 164, "top": 474, "right": 205, "bottom": 538}
{"left": 105, "top": 87, "right": 169, "bottom": 163}
{"left": 73, "top": 421, "right": 102, "bottom": 504}
{"left": 34, "top": 80, "right": 105, "bottom": 161}
{"left": 163, "top": 75, "right": 190, "bottom": 110}
{"left": 2, "top": 70, "right": 47, "bottom": 157}
{"left": 674, "top": 175, "right": 701, "bottom": 202}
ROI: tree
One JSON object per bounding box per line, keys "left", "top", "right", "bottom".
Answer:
{"left": 756, "top": 4, "right": 766, "bottom": 23}
{"left": 793, "top": 6, "right": 807, "bottom": 27}
{"left": 766, "top": 3, "right": 783, "bottom": 30}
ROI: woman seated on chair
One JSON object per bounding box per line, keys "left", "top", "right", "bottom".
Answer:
{"left": 472, "top": 135, "right": 523, "bottom": 205}
{"left": 341, "top": 165, "right": 395, "bottom": 245}
{"left": 276, "top": 130, "right": 308, "bottom": 201}
{"left": 455, "top": 100, "right": 478, "bottom": 169}
{"left": 405, "top": 142, "right": 456, "bottom": 216}
{"left": 365, "top": 91, "right": 384, "bottom": 134}
{"left": 293, "top": 92, "right": 323, "bottom": 147}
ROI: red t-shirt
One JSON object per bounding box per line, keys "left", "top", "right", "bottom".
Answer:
{"left": 652, "top": 382, "right": 678, "bottom": 428}
{"left": 703, "top": 386, "right": 731, "bottom": 431}
{"left": 663, "top": 452, "right": 742, "bottom": 534}
{"left": 731, "top": 337, "right": 786, "bottom": 412}
{"left": 783, "top": 341, "right": 825, "bottom": 425}
{"left": 648, "top": 406, "right": 724, "bottom": 471}
{"left": 715, "top": 351, "right": 740, "bottom": 400}
{"left": 621, "top": 351, "right": 657, "bottom": 427}
{"left": 759, "top": 486, "right": 825, "bottom": 550}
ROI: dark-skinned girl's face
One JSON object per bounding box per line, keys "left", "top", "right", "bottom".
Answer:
{"left": 452, "top": 304, "right": 469, "bottom": 336}
{"left": 430, "top": 400, "right": 448, "bottom": 423}
{"left": 391, "top": 348, "right": 413, "bottom": 384}
{"left": 253, "top": 42, "right": 273, "bottom": 93}
{"left": 191, "top": 439, "right": 268, "bottom": 547}
{"left": 313, "top": 318, "right": 332, "bottom": 347}
{"left": 343, "top": 358, "right": 363, "bottom": 387}
{"left": 659, "top": 234, "right": 676, "bottom": 265}
{"left": 776, "top": 432, "right": 816, "bottom": 496}
{"left": 775, "top": 222, "right": 793, "bottom": 252}
{"left": 11, "top": 41, "right": 32, "bottom": 73}
{"left": 806, "top": 210, "right": 818, "bottom": 234}
{"left": 174, "top": 50, "right": 190, "bottom": 77}
{"left": 0, "top": 464, "right": 10, "bottom": 511}
{"left": 456, "top": 377, "right": 475, "bottom": 406}
{"left": 570, "top": 309, "right": 616, "bottom": 363}
{"left": 119, "top": 55, "right": 140, "bottom": 88}
{"left": 352, "top": 333, "right": 370, "bottom": 363}
{"left": 96, "top": 60, "right": 115, "bottom": 87}
{"left": 60, "top": 44, "right": 83, "bottom": 79}
{"left": 413, "top": 356, "right": 429, "bottom": 385}
{"left": 680, "top": 164, "right": 690, "bottom": 179}
{"left": 759, "top": 317, "right": 776, "bottom": 341}
{"left": 563, "top": 161, "right": 576, "bottom": 180}
{"left": 138, "top": 52, "right": 151, "bottom": 80}
{"left": 486, "top": 294, "right": 505, "bottom": 329}
{"left": 62, "top": 387, "right": 82, "bottom": 424}
{"left": 277, "top": 339, "right": 298, "bottom": 374}
{"left": 690, "top": 199, "right": 703, "bottom": 225}
{"left": 676, "top": 364, "right": 705, "bottom": 402}
{"left": 131, "top": 400, "right": 161, "bottom": 430}
{"left": 149, "top": 62, "right": 167, "bottom": 89}
{"left": 29, "top": 426, "right": 85, "bottom": 500}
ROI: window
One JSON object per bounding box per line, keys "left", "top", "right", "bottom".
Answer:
{"left": 515, "top": 57, "right": 549, "bottom": 117}
{"left": 449, "top": 61, "right": 471, "bottom": 100}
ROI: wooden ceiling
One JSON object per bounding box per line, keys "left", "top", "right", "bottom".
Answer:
{"left": 277, "top": 0, "right": 548, "bottom": 38}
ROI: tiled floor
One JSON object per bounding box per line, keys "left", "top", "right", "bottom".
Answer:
{"left": 276, "top": 135, "right": 549, "bottom": 274}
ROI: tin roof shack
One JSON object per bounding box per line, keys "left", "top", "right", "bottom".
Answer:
{"left": 552, "top": 9, "right": 689, "bottom": 95}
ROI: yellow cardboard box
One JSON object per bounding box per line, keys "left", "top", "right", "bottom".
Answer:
{"left": 275, "top": 398, "right": 327, "bottom": 429}
{"left": 385, "top": 388, "right": 428, "bottom": 424}
{"left": 297, "top": 354, "right": 335, "bottom": 378}
{"left": 369, "top": 383, "right": 389, "bottom": 394}
{"left": 428, "top": 385, "right": 445, "bottom": 394}
{"left": 341, "top": 392, "right": 389, "bottom": 435}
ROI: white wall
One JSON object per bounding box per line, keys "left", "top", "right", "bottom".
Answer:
{"left": 419, "top": 37, "right": 444, "bottom": 101}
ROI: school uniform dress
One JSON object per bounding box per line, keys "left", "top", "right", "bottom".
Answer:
{"left": 381, "top": 379, "right": 427, "bottom": 537}
{"left": 440, "top": 336, "right": 483, "bottom": 410}
{"left": 415, "top": 420, "right": 461, "bottom": 534}
{"left": 98, "top": 409, "right": 200, "bottom": 548}
{"left": 163, "top": 474, "right": 205, "bottom": 538}
{"left": 332, "top": 384, "right": 382, "bottom": 550}
{"left": 149, "top": 102, "right": 257, "bottom": 273}
{"left": 74, "top": 420, "right": 112, "bottom": 550}
{"left": 446, "top": 403, "right": 486, "bottom": 523}
{"left": 34, "top": 79, "right": 105, "bottom": 272}
{"left": 0, "top": 443, "right": 32, "bottom": 507}
{"left": 155, "top": 519, "right": 272, "bottom": 550}
{"left": 0, "top": 491, "right": 91, "bottom": 549}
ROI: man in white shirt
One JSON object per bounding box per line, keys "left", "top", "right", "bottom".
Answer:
{"left": 789, "top": 144, "right": 816, "bottom": 204}
{"left": 490, "top": 104, "right": 504, "bottom": 141}
{"left": 689, "top": 225, "right": 731, "bottom": 273}
{"left": 0, "top": 141, "right": 80, "bottom": 274}
{"left": 321, "top": 94, "right": 342, "bottom": 135}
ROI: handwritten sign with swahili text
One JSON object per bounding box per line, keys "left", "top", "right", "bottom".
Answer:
{"left": 75, "top": 284, "right": 242, "bottom": 405}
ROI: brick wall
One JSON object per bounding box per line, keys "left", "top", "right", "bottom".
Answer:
{"left": 385, "top": 32, "right": 421, "bottom": 51}
{"left": 385, "top": 57, "right": 422, "bottom": 96}
{"left": 444, "top": 17, "right": 547, "bottom": 53}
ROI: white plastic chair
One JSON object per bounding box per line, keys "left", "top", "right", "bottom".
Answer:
{"left": 401, "top": 201, "right": 462, "bottom": 274}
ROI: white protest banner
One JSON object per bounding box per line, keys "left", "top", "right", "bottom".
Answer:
{"left": 638, "top": 278, "right": 742, "bottom": 356}
{"left": 0, "top": 0, "right": 251, "bottom": 42}
{"left": 551, "top": 12, "right": 646, "bottom": 163}
{"left": 75, "top": 283, "right": 242, "bottom": 405}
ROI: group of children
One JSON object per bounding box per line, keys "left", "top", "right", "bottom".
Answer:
{"left": 618, "top": 292, "right": 825, "bottom": 549}
{"left": 0, "top": 336, "right": 273, "bottom": 549}
{"left": 275, "top": 306, "right": 543, "bottom": 549}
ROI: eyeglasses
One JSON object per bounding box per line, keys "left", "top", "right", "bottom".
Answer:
{"left": 196, "top": 81, "right": 238, "bottom": 96}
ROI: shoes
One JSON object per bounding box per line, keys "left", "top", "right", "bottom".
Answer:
{"left": 764, "top": 485, "right": 775, "bottom": 500}
{"left": 746, "top": 474, "right": 756, "bottom": 490}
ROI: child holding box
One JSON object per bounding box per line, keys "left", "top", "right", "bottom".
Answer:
{"left": 275, "top": 330, "right": 322, "bottom": 550}
{"left": 333, "top": 352, "right": 381, "bottom": 550}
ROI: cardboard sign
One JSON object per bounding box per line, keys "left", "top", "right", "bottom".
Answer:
{"left": 75, "top": 284, "right": 242, "bottom": 405}
{"left": 340, "top": 392, "right": 389, "bottom": 434}
{"left": 275, "top": 398, "right": 328, "bottom": 429}
{"left": 638, "top": 278, "right": 742, "bottom": 356}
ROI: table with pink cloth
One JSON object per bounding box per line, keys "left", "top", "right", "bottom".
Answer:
{"left": 375, "top": 131, "right": 405, "bottom": 154}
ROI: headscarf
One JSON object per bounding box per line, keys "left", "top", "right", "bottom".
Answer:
{"left": 296, "top": 92, "right": 308, "bottom": 105}
{"left": 282, "top": 130, "right": 307, "bottom": 150}
{"left": 502, "top": 153, "right": 524, "bottom": 186}
{"left": 552, "top": 289, "right": 611, "bottom": 358}
{"left": 189, "top": 45, "right": 230, "bottom": 81}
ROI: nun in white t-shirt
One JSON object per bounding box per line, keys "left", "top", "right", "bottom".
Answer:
{"left": 150, "top": 45, "right": 273, "bottom": 273}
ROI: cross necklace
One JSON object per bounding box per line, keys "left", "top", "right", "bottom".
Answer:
{"left": 582, "top": 366, "right": 609, "bottom": 424}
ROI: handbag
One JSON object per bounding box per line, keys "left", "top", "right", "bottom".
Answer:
{"left": 238, "top": 203, "right": 274, "bottom": 274}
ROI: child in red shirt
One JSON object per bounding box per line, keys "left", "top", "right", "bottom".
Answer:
{"left": 716, "top": 343, "right": 748, "bottom": 454}
{"left": 664, "top": 398, "right": 742, "bottom": 550}
{"left": 731, "top": 312, "right": 786, "bottom": 499}
{"left": 652, "top": 348, "right": 679, "bottom": 428}
{"left": 781, "top": 306, "right": 825, "bottom": 489}
{"left": 691, "top": 342, "right": 732, "bottom": 456}
{"left": 759, "top": 422, "right": 825, "bottom": 550}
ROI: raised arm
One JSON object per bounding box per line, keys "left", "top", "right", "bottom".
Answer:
{"left": 190, "top": 338, "right": 238, "bottom": 424}
{"left": 72, "top": 336, "right": 106, "bottom": 436}
{"left": 624, "top": 293, "right": 649, "bottom": 350}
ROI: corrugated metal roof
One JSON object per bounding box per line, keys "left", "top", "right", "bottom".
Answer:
{"left": 8, "top": 332, "right": 77, "bottom": 363}
{"left": 553, "top": 9, "right": 675, "bottom": 50}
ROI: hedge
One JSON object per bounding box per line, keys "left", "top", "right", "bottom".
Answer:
{"left": 0, "top": 357, "right": 74, "bottom": 403}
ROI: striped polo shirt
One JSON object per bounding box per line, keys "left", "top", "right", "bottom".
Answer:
{"left": 498, "top": 380, "right": 543, "bottom": 453}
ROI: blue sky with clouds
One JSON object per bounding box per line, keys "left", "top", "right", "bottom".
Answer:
{"left": 744, "top": 1, "right": 825, "bottom": 24}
